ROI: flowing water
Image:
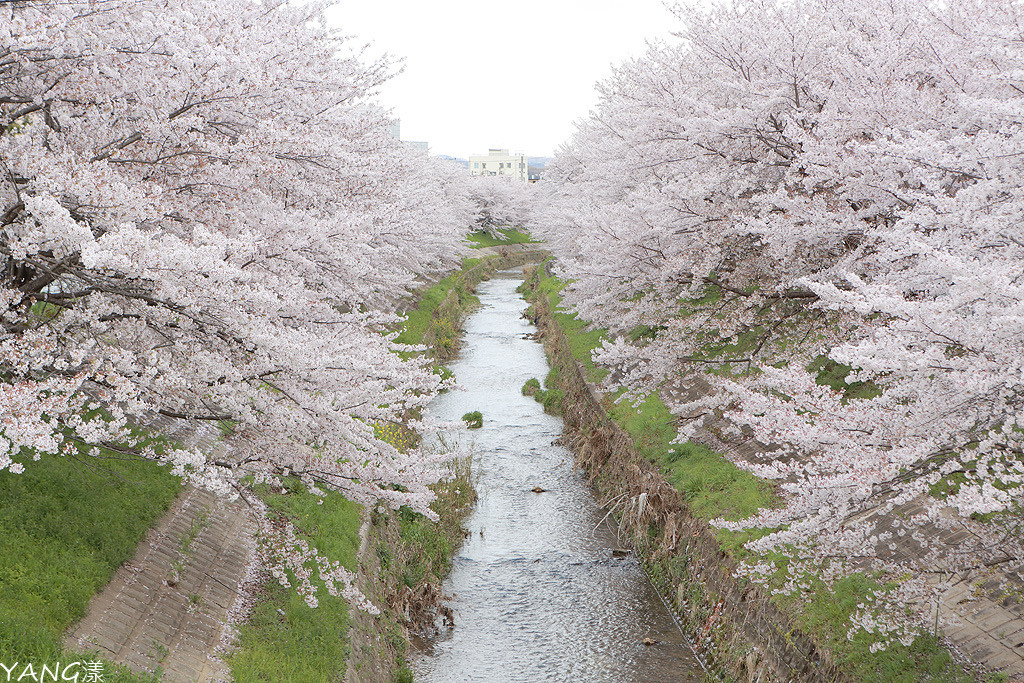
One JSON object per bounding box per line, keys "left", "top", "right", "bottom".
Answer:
{"left": 412, "top": 274, "right": 704, "bottom": 683}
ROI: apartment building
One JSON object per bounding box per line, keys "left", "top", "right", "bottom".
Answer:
{"left": 468, "top": 149, "right": 528, "bottom": 182}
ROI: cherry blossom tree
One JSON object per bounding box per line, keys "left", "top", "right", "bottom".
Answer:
{"left": 537, "top": 0, "right": 1024, "bottom": 643}
{"left": 1, "top": 0, "right": 472, "bottom": 606}
{"left": 466, "top": 174, "right": 536, "bottom": 237}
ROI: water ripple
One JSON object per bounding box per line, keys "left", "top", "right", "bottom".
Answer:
{"left": 414, "top": 277, "right": 701, "bottom": 683}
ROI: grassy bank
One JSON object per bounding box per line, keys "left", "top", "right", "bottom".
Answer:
{"left": 230, "top": 251, "right": 540, "bottom": 682}
{"left": 519, "top": 263, "right": 978, "bottom": 683}
{"left": 372, "top": 457, "right": 476, "bottom": 682}
{"left": 394, "top": 257, "right": 485, "bottom": 363}
{"left": 227, "top": 456, "right": 476, "bottom": 683}
{"left": 396, "top": 250, "right": 546, "bottom": 363}
{"left": 228, "top": 479, "right": 361, "bottom": 682}
{"left": 0, "top": 442, "right": 180, "bottom": 681}
{"left": 521, "top": 266, "right": 774, "bottom": 537}
{"left": 465, "top": 228, "right": 537, "bottom": 249}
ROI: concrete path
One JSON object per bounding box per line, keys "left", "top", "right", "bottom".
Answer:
{"left": 942, "top": 572, "right": 1024, "bottom": 678}
{"left": 65, "top": 420, "right": 256, "bottom": 683}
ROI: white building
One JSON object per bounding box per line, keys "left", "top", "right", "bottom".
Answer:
{"left": 468, "top": 149, "right": 528, "bottom": 183}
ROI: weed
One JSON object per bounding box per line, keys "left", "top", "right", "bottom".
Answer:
{"left": 663, "top": 442, "right": 775, "bottom": 523}
{"left": 524, "top": 367, "right": 567, "bottom": 414}
{"left": 0, "top": 442, "right": 179, "bottom": 666}
{"left": 375, "top": 421, "right": 418, "bottom": 452}
{"left": 394, "top": 257, "right": 486, "bottom": 362}
{"left": 150, "top": 639, "right": 170, "bottom": 663}
{"left": 377, "top": 456, "right": 476, "bottom": 635}
{"left": 179, "top": 507, "right": 210, "bottom": 553}
{"left": 165, "top": 506, "right": 210, "bottom": 587}
{"left": 788, "top": 573, "right": 976, "bottom": 683}
{"left": 394, "top": 664, "right": 415, "bottom": 683}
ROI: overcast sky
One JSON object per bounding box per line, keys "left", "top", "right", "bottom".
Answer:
{"left": 326, "top": 0, "right": 677, "bottom": 160}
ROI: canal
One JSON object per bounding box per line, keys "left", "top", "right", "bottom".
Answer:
{"left": 413, "top": 273, "right": 704, "bottom": 682}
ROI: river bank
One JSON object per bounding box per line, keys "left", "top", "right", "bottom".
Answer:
{"left": 231, "top": 248, "right": 550, "bottom": 683}
{"left": 15, "top": 246, "right": 545, "bottom": 683}
{"left": 518, "top": 263, "right": 1000, "bottom": 683}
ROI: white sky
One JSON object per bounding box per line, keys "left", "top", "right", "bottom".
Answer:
{"left": 325, "top": 0, "right": 677, "bottom": 160}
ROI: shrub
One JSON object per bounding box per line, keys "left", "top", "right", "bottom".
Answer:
{"left": 461, "top": 411, "right": 483, "bottom": 429}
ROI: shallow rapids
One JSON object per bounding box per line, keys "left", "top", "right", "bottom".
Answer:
{"left": 412, "top": 274, "right": 703, "bottom": 683}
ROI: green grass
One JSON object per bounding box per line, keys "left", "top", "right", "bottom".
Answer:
{"left": 526, "top": 368, "right": 567, "bottom": 414}
{"left": 379, "top": 458, "right": 476, "bottom": 594}
{"left": 398, "top": 252, "right": 541, "bottom": 364}
{"left": 395, "top": 258, "right": 484, "bottom": 363}
{"left": 808, "top": 355, "right": 882, "bottom": 401}
{"left": 519, "top": 266, "right": 607, "bottom": 383}
{"left": 367, "top": 460, "right": 476, "bottom": 682}
{"left": 229, "top": 480, "right": 362, "bottom": 683}
{"left": 662, "top": 442, "right": 774, "bottom": 523}
{"left": 465, "top": 228, "right": 537, "bottom": 248}
{"left": 792, "top": 573, "right": 978, "bottom": 683}
{"left": 394, "top": 272, "right": 468, "bottom": 349}
{"left": 0, "top": 446, "right": 180, "bottom": 674}
{"left": 605, "top": 385, "right": 775, "bottom": 555}
{"left": 606, "top": 391, "right": 676, "bottom": 464}
{"left": 522, "top": 263, "right": 774, "bottom": 524}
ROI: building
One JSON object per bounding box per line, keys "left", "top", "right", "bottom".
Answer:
{"left": 385, "top": 119, "right": 430, "bottom": 153}
{"left": 468, "top": 149, "right": 529, "bottom": 183}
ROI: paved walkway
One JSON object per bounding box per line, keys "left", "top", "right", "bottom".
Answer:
{"left": 65, "top": 420, "right": 256, "bottom": 683}
{"left": 660, "top": 376, "right": 1024, "bottom": 680}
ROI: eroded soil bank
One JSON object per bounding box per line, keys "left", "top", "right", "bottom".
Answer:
{"left": 519, "top": 269, "right": 846, "bottom": 683}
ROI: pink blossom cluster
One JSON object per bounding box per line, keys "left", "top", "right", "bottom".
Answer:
{"left": 1, "top": 1, "right": 474, "bottom": 604}
{"left": 534, "top": 0, "right": 1024, "bottom": 644}
{"left": 466, "top": 175, "right": 537, "bottom": 237}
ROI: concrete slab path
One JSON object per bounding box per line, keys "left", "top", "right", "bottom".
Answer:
{"left": 65, "top": 420, "right": 256, "bottom": 683}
